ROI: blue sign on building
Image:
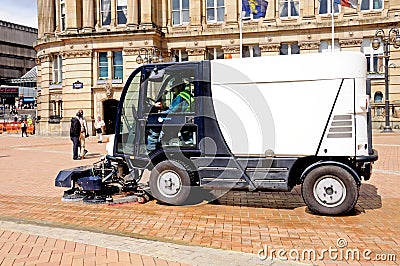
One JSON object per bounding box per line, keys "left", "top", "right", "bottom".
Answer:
{"left": 73, "top": 81, "right": 83, "bottom": 89}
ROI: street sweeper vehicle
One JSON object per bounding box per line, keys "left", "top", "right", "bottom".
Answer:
{"left": 55, "top": 51, "right": 377, "bottom": 215}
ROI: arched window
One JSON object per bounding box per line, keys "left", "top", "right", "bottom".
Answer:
{"left": 374, "top": 91, "right": 383, "bottom": 103}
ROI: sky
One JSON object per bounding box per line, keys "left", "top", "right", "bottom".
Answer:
{"left": 0, "top": 0, "right": 38, "bottom": 28}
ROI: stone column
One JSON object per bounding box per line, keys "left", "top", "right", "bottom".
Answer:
{"left": 65, "top": 0, "right": 80, "bottom": 33}
{"left": 83, "top": 0, "right": 94, "bottom": 31}
{"left": 110, "top": 0, "right": 117, "bottom": 27}
{"left": 191, "top": 0, "right": 201, "bottom": 28}
{"left": 265, "top": 0, "right": 275, "bottom": 19}
{"left": 140, "top": 0, "right": 152, "bottom": 27}
{"left": 37, "top": 0, "right": 44, "bottom": 38}
{"left": 301, "top": 0, "right": 315, "bottom": 18}
{"left": 226, "top": 0, "right": 238, "bottom": 25}
{"left": 54, "top": 0, "right": 60, "bottom": 32}
{"left": 127, "top": 0, "right": 139, "bottom": 28}
{"left": 160, "top": 0, "right": 168, "bottom": 31}
{"left": 43, "top": 0, "right": 55, "bottom": 35}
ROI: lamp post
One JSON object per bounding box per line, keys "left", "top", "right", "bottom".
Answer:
{"left": 136, "top": 47, "right": 163, "bottom": 64}
{"left": 372, "top": 27, "right": 400, "bottom": 132}
{"left": 1, "top": 98, "right": 5, "bottom": 123}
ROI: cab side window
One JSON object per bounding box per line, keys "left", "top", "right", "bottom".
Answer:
{"left": 146, "top": 70, "right": 195, "bottom": 114}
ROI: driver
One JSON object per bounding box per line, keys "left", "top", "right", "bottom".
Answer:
{"left": 154, "top": 78, "right": 193, "bottom": 113}
{"left": 146, "top": 79, "right": 193, "bottom": 151}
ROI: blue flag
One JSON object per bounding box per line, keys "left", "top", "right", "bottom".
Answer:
{"left": 242, "top": 0, "right": 268, "bottom": 19}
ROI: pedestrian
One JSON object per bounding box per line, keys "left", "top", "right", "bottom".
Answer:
{"left": 21, "top": 120, "right": 28, "bottom": 137}
{"left": 27, "top": 115, "right": 33, "bottom": 135}
{"left": 77, "top": 109, "right": 89, "bottom": 159}
{"left": 70, "top": 111, "right": 81, "bottom": 160}
{"left": 94, "top": 116, "right": 105, "bottom": 143}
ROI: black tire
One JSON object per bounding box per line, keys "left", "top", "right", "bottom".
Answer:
{"left": 301, "top": 165, "right": 359, "bottom": 215}
{"left": 149, "top": 160, "right": 191, "bottom": 205}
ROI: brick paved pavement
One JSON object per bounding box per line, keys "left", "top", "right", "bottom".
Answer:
{"left": 0, "top": 133, "right": 399, "bottom": 265}
{"left": 0, "top": 225, "right": 187, "bottom": 266}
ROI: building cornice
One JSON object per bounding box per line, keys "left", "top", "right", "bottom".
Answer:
{"left": 299, "top": 41, "right": 320, "bottom": 50}
{"left": 339, "top": 39, "right": 363, "bottom": 48}
{"left": 123, "top": 48, "right": 140, "bottom": 56}
{"left": 61, "top": 50, "right": 93, "bottom": 59}
{"left": 37, "top": 54, "right": 52, "bottom": 63}
{"left": 186, "top": 48, "right": 206, "bottom": 56}
{"left": 260, "top": 44, "right": 281, "bottom": 53}
{"left": 222, "top": 46, "right": 240, "bottom": 54}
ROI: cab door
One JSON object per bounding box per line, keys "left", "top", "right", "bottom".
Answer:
{"left": 114, "top": 67, "right": 142, "bottom": 159}
{"left": 138, "top": 63, "right": 201, "bottom": 162}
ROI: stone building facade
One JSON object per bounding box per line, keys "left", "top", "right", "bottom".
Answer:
{"left": 35, "top": 0, "right": 400, "bottom": 135}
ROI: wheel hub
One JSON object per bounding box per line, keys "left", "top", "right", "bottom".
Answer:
{"left": 313, "top": 175, "right": 346, "bottom": 208}
{"left": 158, "top": 170, "right": 182, "bottom": 198}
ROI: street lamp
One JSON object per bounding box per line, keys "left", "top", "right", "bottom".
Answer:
{"left": 372, "top": 27, "right": 400, "bottom": 132}
{"left": 136, "top": 47, "right": 163, "bottom": 64}
{"left": 1, "top": 98, "right": 5, "bottom": 123}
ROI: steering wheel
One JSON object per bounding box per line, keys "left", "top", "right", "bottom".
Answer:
{"left": 145, "top": 97, "right": 159, "bottom": 112}
{"left": 146, "top": 97, "right": 156, "bottom": 105}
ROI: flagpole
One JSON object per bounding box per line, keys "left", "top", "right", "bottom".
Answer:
{"left": 239, "top": 0, "right": 243, "bottom": 58}
{"left": 331, "top": 0, "right": 334, "bottom": 52}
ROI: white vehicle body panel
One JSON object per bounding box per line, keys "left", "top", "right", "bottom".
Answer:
{"left": 210, "top": 52, "right": 368, "bottom": 157}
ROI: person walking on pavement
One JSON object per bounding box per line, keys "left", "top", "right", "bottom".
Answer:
{"left": 70, "top": 111, "right": 81, "bottom": 160}
{"left": 21, "top": 119, "right": 28, "bottom": 137}
{"left": 94, "top": 116, "right": 105, "bottom": 143}
{"left": 77, "top": 109, "right": 89, "bottom": 159}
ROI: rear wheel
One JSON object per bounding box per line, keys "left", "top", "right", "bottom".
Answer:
{"left": 302, "top": 165, "right": 359, "bottom": 215}
{"left": 149, "top": 160, "right": 191, "bottom": 205}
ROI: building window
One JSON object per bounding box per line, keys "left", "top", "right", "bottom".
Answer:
{"left": 113, "top": 51, "right": 123, "bottom": 79}
{"left": 117, "top": 0, "right": 127, "bottom": 24}
{"left": 172, "top": 0, "right": 190, "bottom": 26}
{"left": 101, "top": 0, "right": 111, "bottom": 26}
{"left": 374, "top": 91, "right": 383, "bottom": 103}
{"left": 279, "top": 0, "right": 299, "bottom": 18}
{"left": 319, "top": 0, "right": 339, "bottom": 14}
{"left": 207, "top": 0, "right": 225, "bottom": 23}
{"left": 361, "top": 0, "right": 383, "bottom": 11}
{"left": 362, "top": 39, "right": 384, "bottom": 74}
{"left": 99, "top": 52, "right": 108, "bottom": 79}
{"left": 49, "top": 99, "right": 63, "bottom": 123}
{"left": 280, "top": 43, "right": 300, "bottom": 55}
{"left": 172, "top": 49, "right": 189, "bottom": 62}
{"left": 52, "top": 55, "right": 62, "bottom": 84}
{"left": 319, "top": 40, "right": 341, "bottom": 52}
{"left": 242, "top": 45, "right": 261, "bottom": 58}
{"left": 51, "top": 100, "right": 63, "bottom": 116}
{"left": 60, "top": 0, "right": 66, "bottom": 31}
{"left": 206, "top": 47, "right": 224, "bottom": 60}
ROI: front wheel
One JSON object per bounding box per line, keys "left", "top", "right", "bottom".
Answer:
{"left": 149, "top": 160, "right": 191, "bottom": 205}
{"left": 301, "top": 165, "right": 359, "bottom": 215}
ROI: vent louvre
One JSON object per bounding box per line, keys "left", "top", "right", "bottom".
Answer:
{"left": 328, "top": 115, "right": 352, "bottom": 138}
